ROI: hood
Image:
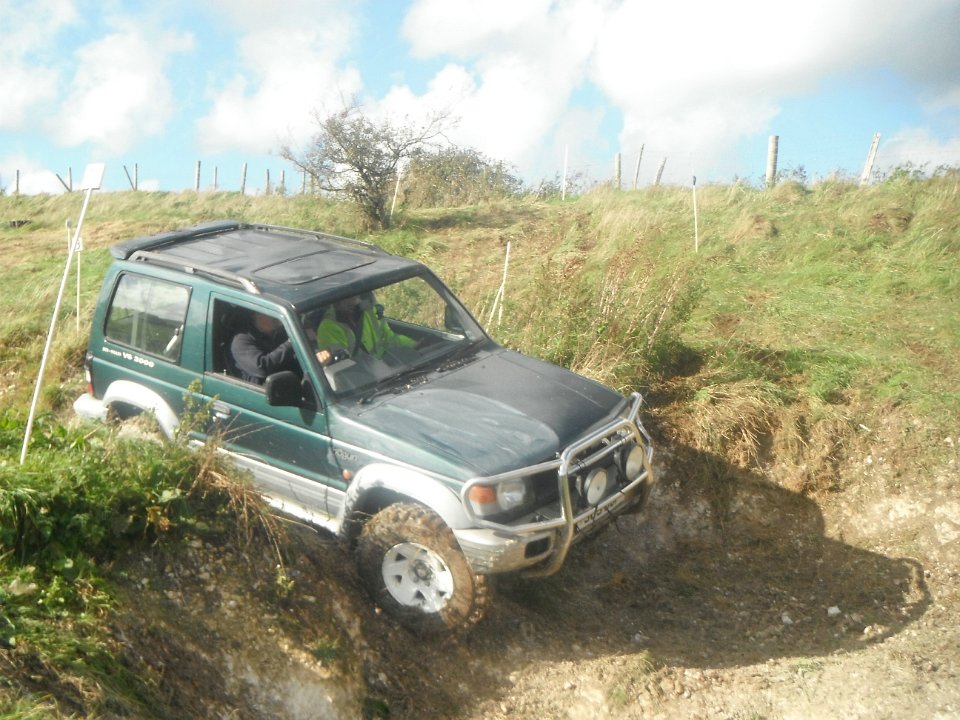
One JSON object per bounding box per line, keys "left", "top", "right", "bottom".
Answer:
{"left": 348, "top": 349, "right": 623, "bottom": 478}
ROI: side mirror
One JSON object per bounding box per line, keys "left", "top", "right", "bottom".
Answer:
{"left": 264, "top": 371, "right": 302, "bottom": 406}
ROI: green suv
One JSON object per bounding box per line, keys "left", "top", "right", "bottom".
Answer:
{"left": 74, "top": 220, "right": 655, "bottom": 633}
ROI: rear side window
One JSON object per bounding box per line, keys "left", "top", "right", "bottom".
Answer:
{"left": 105, "top": 273, "right": 190, "bottom": 360}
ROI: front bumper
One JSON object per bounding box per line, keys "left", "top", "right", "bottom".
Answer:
{"left": 456, "top": 393, "right": 655, "bottom": 576}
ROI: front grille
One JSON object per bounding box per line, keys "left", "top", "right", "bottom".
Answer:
{"left": 461, "top": 393, "right": 653, "bottom": 537}
{"left": 527, "top": 434, "right": 636, "bottom": 517}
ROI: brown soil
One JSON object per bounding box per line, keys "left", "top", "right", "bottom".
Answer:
{"left": 81, "top": 411, "right": 960, "bottom": 720}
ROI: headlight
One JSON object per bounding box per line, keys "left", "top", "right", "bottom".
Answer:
{"left": 623, "top": 444, "right": 646, "bottom": 481}
{"left": 467, "top": 479, "right": 530, "bottom": 517}
{"left": 497, "top": 479, "right": 528, "bottom": 511}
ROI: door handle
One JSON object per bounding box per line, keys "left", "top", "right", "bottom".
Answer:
{"left": 212, "top": 401, "right": 231, "bottom": 421}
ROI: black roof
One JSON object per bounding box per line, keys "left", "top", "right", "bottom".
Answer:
{"left": 111, "top": 220, "right": 426, "bottom": 310}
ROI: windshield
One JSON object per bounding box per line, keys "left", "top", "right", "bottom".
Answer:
{"left": 308, "top": 274, "right": 486, "bottom": 396}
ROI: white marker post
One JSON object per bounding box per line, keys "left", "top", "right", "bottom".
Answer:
{"left": 20, "top": 163, "right": 104, "bottom": 464}
{"left": 692, "top": 175, "right": 699, "bottom": 253}
{"left": 65, "top": 219, "right": 83, "bottom": 331}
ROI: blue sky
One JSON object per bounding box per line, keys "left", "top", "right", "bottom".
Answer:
{"left": 2, "top": 0, "right": 959, "bottom": 195}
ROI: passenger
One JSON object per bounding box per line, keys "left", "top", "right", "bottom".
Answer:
{"left": 315, "top": 293, "right": 415, "bottom": 365}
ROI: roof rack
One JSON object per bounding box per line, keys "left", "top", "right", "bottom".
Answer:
{"left": 110, "top": 220, "right": 243, "bottom": 260}
{"left": 245, "top": 223, "right": 392, "bottom": 256}
{"left": 128, "top": 250, "right": 261, "bottom": 294}
{"left": 110, "top": 220, "right": 393, "bottom": 262}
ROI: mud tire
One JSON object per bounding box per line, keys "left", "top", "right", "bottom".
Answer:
{"left": 356, "top": 503, "right": 489, "bottom": 635}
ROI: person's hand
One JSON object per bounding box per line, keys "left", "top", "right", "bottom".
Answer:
{"left": 317, "top": 348, "right": 347, "bottom": 365}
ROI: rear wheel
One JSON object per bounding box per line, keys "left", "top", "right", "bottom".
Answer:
{"left": 356, "top": 503, "right": 489, "bottom": 634}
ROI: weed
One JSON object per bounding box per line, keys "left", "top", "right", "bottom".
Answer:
{"left": 311, "top": 638, "right": 341, "bottom": 664}
{"left": 605, "top": 651, "right": 657, "bottom": 708}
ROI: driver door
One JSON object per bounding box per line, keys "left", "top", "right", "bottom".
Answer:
{"left": 200, "top": 297, "right": 341, "bottom": 527}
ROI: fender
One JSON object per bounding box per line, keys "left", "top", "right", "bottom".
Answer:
{"left": 101, "top": 380, "right": 181, "bottom": 439}
{"left": 339, "top": 462, "right": 471, "bottom": 535}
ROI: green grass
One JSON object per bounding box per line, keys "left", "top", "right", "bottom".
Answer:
{"left": 0, "top": 407, "right": 277, "bottom": 717}
{"left": 3, "top": 178, "right": 958, "bottom": 440}
{"left": 1, "top": 173, "right": 958, "bottom": 712}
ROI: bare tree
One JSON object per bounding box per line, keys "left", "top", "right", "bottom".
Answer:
{"left": 282, "top": 104, "right": 447, "bottom": 229}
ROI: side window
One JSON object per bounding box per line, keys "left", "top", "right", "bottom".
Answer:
{"left": 211, "top": 300, "right": 311, "bottom": 391}
{"left": 212, "top": 300, "right": 253, "bottom": 378}
{"left": 105, "top": 273, "right": 190, "bottom": 361}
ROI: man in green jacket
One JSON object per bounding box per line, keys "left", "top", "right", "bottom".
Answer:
{"left": 315, "top": 293, "right": 416, "bottom": 365}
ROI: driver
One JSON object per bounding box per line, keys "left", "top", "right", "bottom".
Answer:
{"left": 315, "top": 292, "right": 415, "bottom": 365}
{"left": 229, "top": 311, "right": 300, "bottom": 384}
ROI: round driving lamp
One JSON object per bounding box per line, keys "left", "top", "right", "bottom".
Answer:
{"left": 623, "top": 444, "right": 646, "bottom": 482}
{"left": 578, "top": 467, "right": 610, "bottom": 506}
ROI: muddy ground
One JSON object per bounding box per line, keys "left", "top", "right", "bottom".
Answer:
{"left": 91, "top": 410, "right": 960, "bottom": 720}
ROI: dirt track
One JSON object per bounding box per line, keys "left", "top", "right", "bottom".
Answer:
{"left": 105, "top": 423, "right": 960, "bottom": 719}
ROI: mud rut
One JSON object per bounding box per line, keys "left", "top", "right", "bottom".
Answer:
{"left": 95, "top": 425, "right": 959, "bottom": 720}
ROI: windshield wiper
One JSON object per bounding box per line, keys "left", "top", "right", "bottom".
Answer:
{"left": 437, "top": 338, "right": 481, "bottom": 371}
{"left": 357, "top": 340, "right": 481, "bottom": 404}
{"left": 358, "top": 362, "right": 432, "bottom": 404}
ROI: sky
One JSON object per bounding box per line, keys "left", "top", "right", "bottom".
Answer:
{"left": 2, "top": 0, "right": 960, "bottom": 196}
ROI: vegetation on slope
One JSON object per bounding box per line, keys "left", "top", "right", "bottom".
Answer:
{"left": 0, "top": 171, "right": 957, "bottom": 715}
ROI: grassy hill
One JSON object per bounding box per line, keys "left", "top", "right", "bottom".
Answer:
{"left": 4, "top": 176, "right": 956, "bottom": 482}
{"left": 1, "top": 175, "right": 958, "bottom": 716}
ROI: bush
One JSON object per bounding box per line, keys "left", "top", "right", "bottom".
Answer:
{"left": 400, "top": 147, "right": 523, "bottom": 208}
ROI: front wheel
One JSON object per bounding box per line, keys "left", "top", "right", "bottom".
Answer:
{"left": 356, "top": 503, "right": 489, "bottom": 634}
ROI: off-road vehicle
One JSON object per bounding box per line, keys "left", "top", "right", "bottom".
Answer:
{"left": 74, "top": 220, "right": 655, "bottom": 633}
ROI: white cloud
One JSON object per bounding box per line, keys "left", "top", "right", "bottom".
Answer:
{"left": 548, "top": 104, "right": 608, "bottom": 180}
{"left": 591, "top": 0, "right": 883, "bottom": 182}
{"left": 50, "top": 19, "right": 193, "bottom": 154}
{"left": 878, "top": 128, "right": 960, "bottom": 172}
{"left": 4, "top": 0, "right": 958, "bottom": 193}
{"left": 396, "top": 0, "right": 610, "bottom": 177}
{"left": 195, "top": 0, "right": 363, "bottom": 155}
{"left": 398, "top": 0, "right": 960, "bottom": 184}
{"left": 0, "top": 65, "right": 60, "bottom": 131}
{"left": 403, "top": 0, "right": 556, "bottom": 59}
{"left": 596, "top": 0, "right": 960, "bottom": 182}
{"left": 852, "top": 0, "right": 960, "bottom": 103}
{"left": 0, "top": 0, "right": 78, "bottom": 130}
{"left": 0, "top": 156, "right": 66, "bottom": 195}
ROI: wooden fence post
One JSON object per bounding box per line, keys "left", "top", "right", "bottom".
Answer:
{"left": 194, "top": 161, "right": 201, "bottom": 192}
{"left": 765, "top": 135, "right": 779, "bottom": 188}
{"left": 240, "top": 163, "right": 247, "bottom": 195}
{"left": 633, "top": 145, "right": 644, "bottom": 189}
{"left": 654, "top": 158, "right": 667, "bottom": 186}
{"left": 859, "top": 132, "right": 881, "bottom": 185}
{"left": 55, "top": 171, "right": 72, "bottom": 192}
{"left": 614, "top": 153, "right": 622, "bottom": 189}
